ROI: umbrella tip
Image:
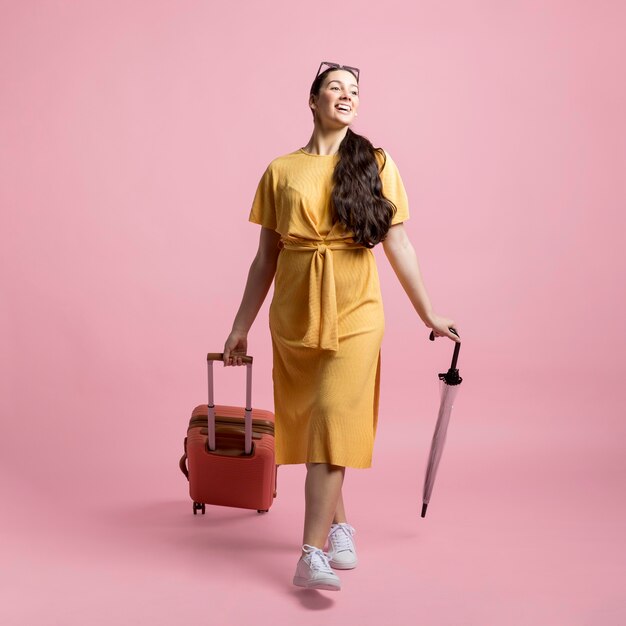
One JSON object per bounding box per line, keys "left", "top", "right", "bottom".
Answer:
{"left": 421, "top": 503, "right": 428, "bottom": 518}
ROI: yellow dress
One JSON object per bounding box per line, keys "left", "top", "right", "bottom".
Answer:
{"left": 248, "top": 148, "right": 410, "bottom": 468}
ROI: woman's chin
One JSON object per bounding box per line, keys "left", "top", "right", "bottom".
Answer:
{"left": 322, "top": 117, "right": 353, "bottom": 130}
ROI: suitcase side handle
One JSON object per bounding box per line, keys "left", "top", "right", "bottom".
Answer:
{"left": 206, "top": 353, "right": 254, "bottom": 455}
{"left": 180, "top": 437, "right": 189, "bottom": 480}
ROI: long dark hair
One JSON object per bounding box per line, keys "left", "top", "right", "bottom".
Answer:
{"left": 310, "top": 68, "right": 397, "bottom": 248}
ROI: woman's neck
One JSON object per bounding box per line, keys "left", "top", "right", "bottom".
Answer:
{"left": 303, "top": 127, "right": 349, "bottom": 155}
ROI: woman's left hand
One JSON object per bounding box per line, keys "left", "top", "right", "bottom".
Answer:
{"left": 425, "top": 313, "right": 461, "bottom": 343}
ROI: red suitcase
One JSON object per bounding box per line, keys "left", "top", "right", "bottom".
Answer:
{"left": 179, "top": 353, "right": 278, "bottom": 514}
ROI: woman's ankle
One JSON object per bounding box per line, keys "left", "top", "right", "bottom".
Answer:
{"left": 301, "top": 543, "right": 324, "bottom": 558}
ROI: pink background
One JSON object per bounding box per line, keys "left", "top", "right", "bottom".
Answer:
{"left": 2, "top": 1, "right": 625, "bottom": 624}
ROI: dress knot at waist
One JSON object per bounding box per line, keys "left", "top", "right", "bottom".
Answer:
{"left": 279, "top": 239, "right": 367, "bottom": 351}
{"left": 280, "top": 239, "right": 366, "bottom": 252}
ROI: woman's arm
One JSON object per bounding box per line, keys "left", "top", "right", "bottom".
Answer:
{"left": 223, "top": 227, "right": 282, "bottom": 365}
{"left": 382, "top": 223, "right": 460, "bottom": 343}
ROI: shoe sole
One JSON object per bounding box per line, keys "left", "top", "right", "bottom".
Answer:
{"left": 293, "top": 576, "right": 341, "bottom": 591}
{"left": 328, "top": 559, "right": 357, "bottom": 569}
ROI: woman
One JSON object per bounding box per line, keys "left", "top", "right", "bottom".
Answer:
{"left": 222, "top": 61, "right": 460, "bottom": 592}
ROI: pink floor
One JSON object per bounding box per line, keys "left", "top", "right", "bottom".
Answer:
{"left": 2, "top": 374, "right": 624, "bottom": 626}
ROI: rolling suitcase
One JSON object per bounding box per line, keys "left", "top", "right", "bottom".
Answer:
{"left": 179, "top": 352, "right": 278, "bottom": 514}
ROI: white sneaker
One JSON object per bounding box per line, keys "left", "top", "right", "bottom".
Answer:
{"left": 326, "top": 523, "right": 358, "bottom": 569}
{"left": 292, "top": 544, "right": 341, "bottom": 591}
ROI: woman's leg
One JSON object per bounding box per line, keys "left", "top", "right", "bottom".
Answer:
{"left": 302, "top": 462, "right": 345, "bottom": 556}
{"left": 333, "top": 487, "right": 347, "bottom": 524}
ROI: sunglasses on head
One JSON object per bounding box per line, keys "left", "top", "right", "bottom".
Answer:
{"left": 316, "top": 61, "right": 360, "bottom": 84}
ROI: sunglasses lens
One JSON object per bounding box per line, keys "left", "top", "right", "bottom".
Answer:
{"left": 318, "top": 62, "right": 338, "bottom": 76}
{"left": 316, "top": 62, "right": 360, "bottom": 83}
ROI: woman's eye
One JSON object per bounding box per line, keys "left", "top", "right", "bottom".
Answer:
{"left": 330, "top": 86, "right": 358, "bottom": 96}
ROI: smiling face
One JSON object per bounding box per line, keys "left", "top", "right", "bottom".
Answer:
{"left": 310, "top": 69, "right": 360, "bottom": 128}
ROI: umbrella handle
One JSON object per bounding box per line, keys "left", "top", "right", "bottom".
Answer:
{"left": 428, "top": 327, "right": 460, "bottom": 341}
{"left": 429, "top": 327, "right": 462, "bottom": 385}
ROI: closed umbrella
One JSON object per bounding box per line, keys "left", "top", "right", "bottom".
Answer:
{"left": 421, "top": 327, "right": 462, "bottom": 518}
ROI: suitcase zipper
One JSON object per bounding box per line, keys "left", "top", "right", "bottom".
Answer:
{"left": 188, "top": 414, "right": 274, "bottom": 437}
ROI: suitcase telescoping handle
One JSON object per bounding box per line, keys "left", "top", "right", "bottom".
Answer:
{"left": 206, "top": 353, "right": 254, "bottom": 455}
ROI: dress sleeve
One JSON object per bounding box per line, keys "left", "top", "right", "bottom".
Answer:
{"left": 248, "top": 164, "right": 277, "bottom": 230}
{"left": 378, "top": 150, "right": 410, "bottom": 225}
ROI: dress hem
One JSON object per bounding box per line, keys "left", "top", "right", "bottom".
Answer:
{"left": 275, "top": 457, "right": 373, "bottom": 469}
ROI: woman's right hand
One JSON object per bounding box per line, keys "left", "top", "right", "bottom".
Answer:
{"left": 223, "top": 330, "right": 248, "bottom": 366}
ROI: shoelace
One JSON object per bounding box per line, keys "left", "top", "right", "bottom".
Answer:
{"left": 302, "top": 544, "right": 333, "bottom": 573}
{"left": 329, "top": 523, "right": 356, "bottom": 554}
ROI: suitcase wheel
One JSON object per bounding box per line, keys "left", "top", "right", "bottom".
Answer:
{"left": 193, "top": 502, "right": 206, "bottom": 515}
{"left": 257, "top": 509, "right": 269, "bottom": 514}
